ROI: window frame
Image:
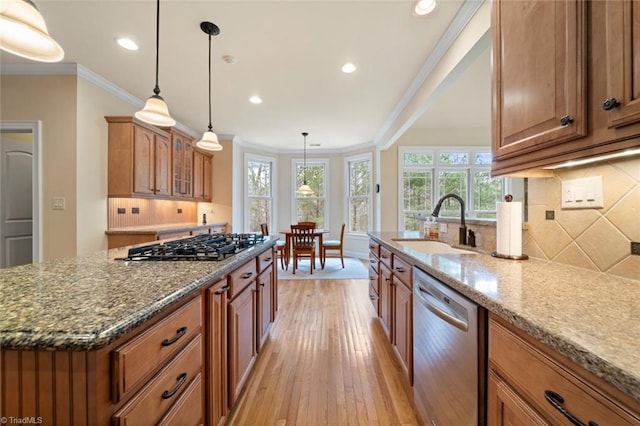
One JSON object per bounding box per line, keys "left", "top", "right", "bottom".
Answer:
{"left": 291, "top": 157, "right": 330, "bottom": 229}
{"left": 244, "top": 153, "right": 277, "bottom": 233}
{"left": 398, "top": 146, "right": 504, "bottom": 230}
{"left": 344, "top": 152, "right": 373, "bottom": 235}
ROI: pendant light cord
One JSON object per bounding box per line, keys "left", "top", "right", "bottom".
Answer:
{"left": 153, "top": 0, "right": 161, "bottom": 96}
{"left": 303, "top": 133, "right": 308, "bottom": 184}
{"left": 208, "top": 33, "right": 213, "bottom": 132}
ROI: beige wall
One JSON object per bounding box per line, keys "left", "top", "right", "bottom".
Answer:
{"left": 379, "top": 127, "right": 491, "bottom": 231}
{"left": 201, "top": 138, "right": 233, "bottom": 231}
{"left": 1, "top": 74, "right": 78, "bottom": 260}
{"left": 76, "top": 77, "right": 136, "bottom": 254}
{"left": 524, "top": 156, "right": 640, "bottom": 282}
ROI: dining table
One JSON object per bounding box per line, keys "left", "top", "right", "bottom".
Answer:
{"left": 279, "top": 228, "right": 329, "bottom": 268}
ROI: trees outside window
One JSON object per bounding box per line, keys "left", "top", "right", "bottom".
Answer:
{"left": 399, "top": 147, "right": 504, "bottom": 231}
{"left": 294, "top": 160, "right": 327, "bottom": 228}
{"left": 346, "top": 154, "right": 372, "bottom": 233}
{"left": 246, "top": 155, "right": 274, "bottom": 233}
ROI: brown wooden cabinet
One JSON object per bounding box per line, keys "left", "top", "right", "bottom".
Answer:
{"left": 391, "top": 255, "right": 412, "bottom": 383}
{"left": 491, "top": 0, "right": 640, "bottom": 175}
{"left": 379, "top": 261, "right": 393, "bottom": 340}
{"left": 205, "top": 278, "right": 229, "bottom": 426}
{"left": 257, "top": 263, "right": 273, "bottom": 351}
{"left": 488, "top": 314, "right": 640, "bottom": 425}
{"left": 369, "top": 240, "right": 380, "bottom": 312}
{"left": 107, "top": 116, "right": 172, "bottom": 198}
{"left": 193, "top": 150, "right": 213, "bottom": 202}
{"left": 171, "top": 129, "right": 194, "bottom": 199}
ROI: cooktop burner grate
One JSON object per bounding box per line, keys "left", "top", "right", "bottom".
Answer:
{"left": 117, "top": 233, "right": 265, "bottom": 261}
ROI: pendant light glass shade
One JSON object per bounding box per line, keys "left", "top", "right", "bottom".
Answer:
{"left": 196, "top": 21, "right": 222, "bottom": 152}
{"left": 135, "top": 94, "right": 176, "bottom": 127}
{"left": 296, "top": 132, "right": 314, "bottom": 195}
{"left": 0, "top": 0, "right": 64, "bottom": 62}
{"left": 135, "top": 0, "right": 175, "bottom": 128}
{"left": 195, "top": 130, "right": 222, "bottom": 151}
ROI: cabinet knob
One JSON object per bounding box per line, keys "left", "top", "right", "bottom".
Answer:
{"left": 559, "top": 115, "right": 574, "bottom": 126}
{"left": 602, "top": 97, "right": 621, "bottom": 111}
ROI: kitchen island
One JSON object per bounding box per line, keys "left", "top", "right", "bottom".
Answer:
{"left": 0, "top": 236, "right": 278, "bottom": 425}
{"left": 369, "top": 231, "right": 640, "bottom": 424}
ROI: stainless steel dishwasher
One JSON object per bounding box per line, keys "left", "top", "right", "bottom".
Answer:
{"left": 413, "top": 266, "right": 486, "bottom": 426}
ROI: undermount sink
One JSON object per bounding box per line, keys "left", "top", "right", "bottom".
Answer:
{"left": 393, "top": 240, "right": 477, "bottom": 255}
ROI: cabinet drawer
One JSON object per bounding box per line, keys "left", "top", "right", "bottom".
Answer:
{"left": 489, "top": 319, "right": 638, "bottom": 425}
{"left": 228, "top": 260, "right": 257, "bottom": 299}
{"left": 369, "top": 240, "right": 380, "bottom": 258}
{"left": 112, "top": 296, "right": 202, "bottom": 402}
{"left": 112, "top": 334, "right": 203, "bottom": 426}
{"left": 257, "top": 248, "right": 274, "bottom": 274}
{"left": 392, "top": 255, "right": 412, "bottom": 289}
{"left": 379, "top": 245, "right": 392, "bottom": 269}
{"left": 158, "top": 373, "right": 203, "bottom": 426}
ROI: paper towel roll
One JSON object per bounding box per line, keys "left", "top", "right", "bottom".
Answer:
{"left": 496, "top": 201, "right": 522, "bottom": 257}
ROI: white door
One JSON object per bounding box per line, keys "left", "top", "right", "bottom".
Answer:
{"left": 0, "top": 135, "right": 33, "bottom": 267}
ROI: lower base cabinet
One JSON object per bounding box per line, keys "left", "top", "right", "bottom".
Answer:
{"left": 488, "top": 314, "right": 640, "bottom": 425}
{"left": 0, "top": 246, "right": 276, "bottom": 426}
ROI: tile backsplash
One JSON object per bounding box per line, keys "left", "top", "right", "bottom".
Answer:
{"left": 523, "top": 156, "right": 639, "bottom": 282}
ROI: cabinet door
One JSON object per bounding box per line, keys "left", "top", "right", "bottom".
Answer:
{"left": 393, "top": 280, "right": 412, "bottom": 383}
{"left": 492, "top": 0, "right": 587, "bottom": 160}
{"left": 379, "top": 262, "right": 392, "bottom": 340}
{"left": 193, "top": 151, "right": 204, "bottom": 200}
{"left": 603, "top": 0, "right": 640, "bottom": 129}
{"left": 227, "top": 285, "right": 256, "bottom": 408}
{"left": 206, "top": 280, "right": 228, "bottom": 426}
{"left": 257, "top": 264, "right": 273, "bottom": 351}
{"left": 133, "top": 125, "right": 155, "bottom": 195}
{"left": 369, "top": 263, "right": 379, "bottom": 312}
{"left": 488, "top": 371, "right": 550, "bottom": 426}
{"left": 183, "top": 142, "right": 193, "bottom": 197}
{"left": 155, "top": 133, "right": 171, "bottom": 197}
{"left": 203, "top": 155, "right": 212, "bottom": 202}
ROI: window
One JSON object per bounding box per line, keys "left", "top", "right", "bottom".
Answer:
{"left": 293, "top": 159, "right": 328, "bottom": 228}
{"left": 345, "top": 153, "right": 372, "bottom": 233}
{"left": 245, "top": 154, "right": 275, "bottom": 233}
{"left": 399, "top": 147, "right": 504, "bottom": 231}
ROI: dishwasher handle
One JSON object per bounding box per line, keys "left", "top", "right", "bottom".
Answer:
{"left": 416, "top": 285, "right": 469, "bottom": 332}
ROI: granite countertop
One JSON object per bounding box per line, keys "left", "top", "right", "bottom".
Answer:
{"left": 0, "top": 236, "right": 276, "bottom": 351}
{"left": 369, "top": 231, "right": 640, "bottom": 403}
{"left": 105, "top": 222, "right": 227, "bottom": 235}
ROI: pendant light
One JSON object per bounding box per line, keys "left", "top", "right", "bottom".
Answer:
{"left": 297, "top": 132, "right": 314, "bottom": 195}
{"left": 195, "top": 21, "right": 223, "bottom": 152}
{"left": 135, "top": 0, "right": 176, "bottom": 128}
{"left": 0, "top": 0, "right": 64, "bottom": 62}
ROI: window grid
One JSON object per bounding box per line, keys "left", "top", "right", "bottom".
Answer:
{"left": 346, "top": 154, "right": 372, "bottom": 234}
{"left": 246, "top": 156, "right": 275, "bottom": 233}
{"left": 293, "top": 159, "right": 328, "bottom": 229}
{"left": 399, "top": 147, "right": 503, "bottom": 231}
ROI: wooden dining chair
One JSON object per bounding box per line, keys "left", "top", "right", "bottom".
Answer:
{"left": 321, "top": 223, "right": 345, "bottom": 269}
{"left": 297, "top": 221, "right": 316, "bottom": 228}
{"left": 290, "top": 223, "right": 316, "bottom": 274}
{"left": 260, "top": 223, "right": 288, "bottom": 270}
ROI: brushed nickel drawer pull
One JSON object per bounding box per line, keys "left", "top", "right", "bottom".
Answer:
{"left": 161, "top": 326, "right": 187, "bottom": 346}
{"left": 544, "top": 390, "right": 598, "bottom": 426}
{"left": 241, "top": 272, "right": 253, "bottom": 279}
{"left": 161, "top": 372, "right": 187, "bottom": 399}
{"left": 395, "top": 267, "right": 405, "bottom": 273}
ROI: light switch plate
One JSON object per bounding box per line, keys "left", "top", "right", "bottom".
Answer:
{"left": 561, "top": 176, "right": 604, "bottom": 209}
{"left": 52, "top": 196, "right": 65, "bottom": 210}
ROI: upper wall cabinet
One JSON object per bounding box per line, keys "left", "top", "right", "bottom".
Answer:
{"left": 107, "top": 116, "right": 171, "bottom": 198}
{"left": 171, "top": 129, "right": 194, "bottom": 199}
{"left": 492, "top": 0, "right": 640, "bottom": 176}
{"left": 193, "top": 151, "right": 212, "bottom": 202}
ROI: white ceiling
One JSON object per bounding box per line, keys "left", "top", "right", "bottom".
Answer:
{"left": 1, "top": 0, "right": 491, "bottom": 151}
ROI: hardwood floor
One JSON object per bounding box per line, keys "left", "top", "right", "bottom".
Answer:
{"left": 227, "top": 277, "right": 421, "bottom": 425}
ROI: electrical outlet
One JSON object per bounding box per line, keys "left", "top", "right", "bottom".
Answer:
{"left": 117, "top": 207, "right": 126, "bottom": 214}
{"left": 561, "top": 176, "right": 604, "bottom": 209}
{"left": 631, "top": 242, "right": 640, "bottom": 256}
{"left": 438, "top": 223, "right": 448, "bottom": 233}
{"left": 132, "top": 207, "right": 140, "bottom": 214}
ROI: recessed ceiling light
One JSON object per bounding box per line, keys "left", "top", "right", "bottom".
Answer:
{"left": 249, "top": 96, "right": 263, "bottom": 104}
{"left": 341, "top": 62, "right": 357, "bottom": 74}
{"left": 116, "top": 38, "right": 138, "bottom": 51}
{"left": 414, "top": 0, "right": 437, "bottom": 16}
